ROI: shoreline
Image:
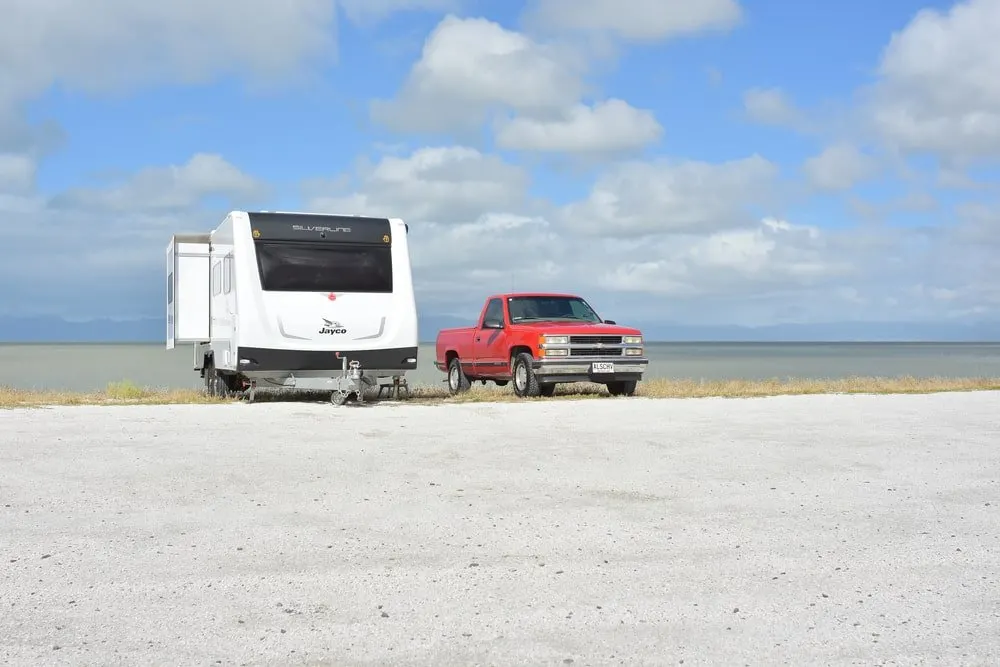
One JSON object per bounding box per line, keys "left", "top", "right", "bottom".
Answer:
{"left": 3, "top": 375, "right": 999, "bottom": 408}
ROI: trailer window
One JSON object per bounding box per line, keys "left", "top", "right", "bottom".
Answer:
{"left": 254, "top": 242, "right": 393, "bottom": 293}
{"left": 223, "top": 255, "right": 232, "bottom": 294}
{"left": 212, "top": 261, "right": 222, "bottom": 296}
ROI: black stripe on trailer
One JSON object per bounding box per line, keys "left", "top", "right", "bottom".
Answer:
{"left": 237, "top": 346, "right": 419, "bottom": 372}
{"left": 247, "top": 212, "right": 393, "bottom": 245}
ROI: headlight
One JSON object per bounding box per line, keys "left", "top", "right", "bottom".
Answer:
{"left": 543, "top": 348, "right": 569, "bottom": 356}
{"left": 541, "top": 335, "right": 569, "bottom": 345}
{"left": 623, "top": 335, "right": 642, "bottom": 345}
{"left": 624, "top": 347, "right": 643, "bottom": 356}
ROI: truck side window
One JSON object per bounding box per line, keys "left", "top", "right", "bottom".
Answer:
{"left": 482, "top": 298, "right": 503, "bottom": 327}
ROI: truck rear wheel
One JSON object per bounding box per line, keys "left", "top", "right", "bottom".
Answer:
{"left": 511, "top": 353, "right": 541, "bottom": 398}
{"left": 606, "top": 380, "right": 637, "bottom": 397}
{"left": 447, "top": 357, "right": 471, "bottom": 394}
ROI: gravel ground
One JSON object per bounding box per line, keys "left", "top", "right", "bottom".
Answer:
{"left": 1, "top": 392, "right": 999, "bottom": 666}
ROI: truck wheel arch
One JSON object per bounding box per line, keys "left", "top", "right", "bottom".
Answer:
{"left": 508, "top": 345, "right": 532, "bottom": 365}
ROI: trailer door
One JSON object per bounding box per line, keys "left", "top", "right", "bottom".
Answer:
{"left": 166, "top": 234, "right": 211, "bottom": 349}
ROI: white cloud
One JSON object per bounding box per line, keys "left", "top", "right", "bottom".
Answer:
{"left": 559, "top": 154, "right": 779, "bottom": 236}
{"left": 742, "top": 87, "right": 809, "bottom": 130}
{"left": 408, "top": 213, "right": 566, "bottom": 301}
{"left": 521, "top": 0, "right": 742, "bottom": 42}
{"left": 867, "top": 0, "right": 1000, "bottom": 165}
{"left": 601, "top": 218, "right": 854, "bottom": 296}
{"left": 50, "top": 153, "right": 267, "bottom": 213}
{"left": 370, "top": 15, "right": 587, "bottom": 133}
{"left": 0, "top": 154, "right": 35, "bottom": 193}
{"left": 0, "top": 1, "right": 339, "bottom": 107}
{"left": 803, "top": 143, "right": 880, "bottom": 191}
{"left": 0, "top": 153, "right": 265, "bottom": 318}
{"left": 2, "top": 144, "right": 995, "bottom": 326}
{"left": 305, "top": 146, "right": 529, "bottom": 224}
{"left": 494, "top": 99, "right": 663, "bottom": 154}
{"left": 371, "top": 15, "right": 661, "bottom": 154}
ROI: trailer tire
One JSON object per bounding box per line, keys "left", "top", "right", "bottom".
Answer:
{"left": 606, "top": 380, "right": 637, "bottom": 397}
{"left": 204, "top": 358, "right": 219, "bottom": 397}
{"left": 511, "top": 352, "right": 541, "bottom": 398}
{"left": 447, "top": 357, "right": 471, "bottom": 394}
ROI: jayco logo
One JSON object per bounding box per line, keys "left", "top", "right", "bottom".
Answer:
{"left": 319, "top": 318, "right": 347, "bottom": 335}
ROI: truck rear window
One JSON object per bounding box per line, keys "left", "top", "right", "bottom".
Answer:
{"left": 254, "top": 242, "right": 393, "bottom": 293}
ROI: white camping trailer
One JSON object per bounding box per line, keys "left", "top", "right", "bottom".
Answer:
{"left": 166, "top": 210, "right": 418, "bottom": 404}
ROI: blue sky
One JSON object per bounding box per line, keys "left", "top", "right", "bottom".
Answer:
{"left": 1, "top": 0, "right": 997, "bottom": 333}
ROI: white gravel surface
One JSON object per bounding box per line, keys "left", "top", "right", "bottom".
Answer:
{"left": 1, "top": 392, "right": 999, "bottom": 666}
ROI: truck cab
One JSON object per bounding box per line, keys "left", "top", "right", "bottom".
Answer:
{"left": 434, "top": 292, "right": 648, "bottom": 398}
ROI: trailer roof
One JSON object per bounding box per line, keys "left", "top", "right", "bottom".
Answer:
{"left": 171, "top": 233, "right": 210, "bottom": 244}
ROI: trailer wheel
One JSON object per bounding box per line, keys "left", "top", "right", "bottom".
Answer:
{"left": 204, "top": 358, "right": 219, "bottom": 397}
{"left": 511, "top": 352, "right": 541, "bottom": 398}
{"left": 447, "top": 357, "right": 471, "bottom": 394}
{"left": 606, "top": 380, "right": 637, "bottom": 397}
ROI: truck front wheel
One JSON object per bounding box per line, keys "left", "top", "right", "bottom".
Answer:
{"left": 511, "top": 353, "right": 541, "bottom": 398}
{"left": 447, "top": 357, "right": 471, "bottom": 394}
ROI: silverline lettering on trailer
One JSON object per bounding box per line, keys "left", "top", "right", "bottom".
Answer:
{"left": 291, "top": 225, "right": 352, "bottom": 233}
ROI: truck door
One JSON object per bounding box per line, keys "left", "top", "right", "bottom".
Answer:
{"left": 472, "top": 297, "right": 506, "bottom": 376}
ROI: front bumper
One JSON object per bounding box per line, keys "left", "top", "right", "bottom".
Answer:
{"left": 532, "top": 356, "right": 648, "bottom": 383}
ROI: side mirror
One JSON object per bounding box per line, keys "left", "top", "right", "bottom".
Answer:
{"left": 483, "top": 318, "right": 504, "bottom": 329}
{"left": 604, "top": 319, "right": 616, "bottom": 325}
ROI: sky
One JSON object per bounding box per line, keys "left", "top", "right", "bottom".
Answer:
{"left": 1, "top": 0, "right": 998, "bottom": 332}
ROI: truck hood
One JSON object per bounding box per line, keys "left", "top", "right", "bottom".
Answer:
{"left": 512, "top": 321, "right": 642, "bottom": 336}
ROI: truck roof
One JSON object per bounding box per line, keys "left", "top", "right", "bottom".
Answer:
{"left": 486, "top": 292, "right": 583, "bottom": 300}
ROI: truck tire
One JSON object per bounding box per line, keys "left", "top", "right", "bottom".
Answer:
{"left": 606, "top": 380, "right": 637, "bottom": 397}
{"left": 447, "top": 357, "right": 471, "bottom": 394}
{"left": 539, "top": 383, "right": 556, "bottom": 397}
{"left": 511, "top": 352, "right": 541, "bottom": 398}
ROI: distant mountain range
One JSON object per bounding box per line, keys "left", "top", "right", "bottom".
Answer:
{"left": 1, "top": 315, "right": 998, "bottom": 343}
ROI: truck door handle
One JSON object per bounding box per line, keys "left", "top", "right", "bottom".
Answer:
{"left": 475, "top": 337, "right": 481, "bottom": 341}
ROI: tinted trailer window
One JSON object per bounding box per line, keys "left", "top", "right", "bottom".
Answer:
{"left": 255, "top": 242, "right": 393, "bottom": 293}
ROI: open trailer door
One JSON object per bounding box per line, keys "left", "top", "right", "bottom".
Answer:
{"left": 166, "top": 233, "right": 211, "bottom": 350}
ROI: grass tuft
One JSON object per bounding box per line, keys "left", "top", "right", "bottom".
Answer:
{"left": 1, "top": 375, "right": 998, "bottom": 409}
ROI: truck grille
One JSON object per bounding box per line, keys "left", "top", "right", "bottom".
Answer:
{"left": 569, "top": 335, "right": 623, "bottom": 345}
{"left": 570, "top": 347, "right": 623, "bottom": 357}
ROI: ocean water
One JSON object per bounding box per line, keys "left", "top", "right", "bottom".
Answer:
{"left": 1, "top": 342, "right": 998, "bottom": 392}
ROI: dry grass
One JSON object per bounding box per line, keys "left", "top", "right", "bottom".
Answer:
{"left": 0, "top": 380, "right": 227, "bottom": 408}
{"left": 2, "top": 376, "right": 999, "bottom": 409}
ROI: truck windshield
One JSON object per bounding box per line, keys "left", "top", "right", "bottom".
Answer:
{"left": 507, "top": 296, "right": 602, "bottom": 323}
{"left": 254, "top": 242, "right": 393, "bottom": 293}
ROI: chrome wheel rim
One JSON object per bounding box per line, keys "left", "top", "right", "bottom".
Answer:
{"left": 449, "top": 366, "right": 458, "bottom": 389}
{"left": 514, "top": 364, "right": 527, "bottom": 390}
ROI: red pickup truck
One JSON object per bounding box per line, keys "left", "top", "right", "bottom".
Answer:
{"left": 434, "top": 292, "right": 648, "bottom": 398}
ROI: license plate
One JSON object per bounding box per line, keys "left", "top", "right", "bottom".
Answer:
{"left": 591, "top": 362, "right": 615, "bottom": 374}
